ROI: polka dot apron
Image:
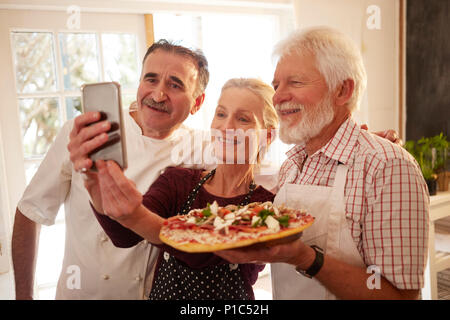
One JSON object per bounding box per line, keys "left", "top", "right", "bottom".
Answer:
{"left": 148, "top": 169, "right": 255, "bottom": 300}
{"left": 149, "top": 252, "right": 250, "bottom": 300}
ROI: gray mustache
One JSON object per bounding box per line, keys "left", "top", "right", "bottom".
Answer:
{"left": 142, "top": 97, "right": 169, "bottom": 112}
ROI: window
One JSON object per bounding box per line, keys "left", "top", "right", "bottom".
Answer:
{"left": 154, "top": 12, "right": 293, "bottom": 171}
{"left": 10, "top": 29, "right": 140, "bottom": 299}
{"left": 154, "top": 13, "right": 279, "bottom": 128}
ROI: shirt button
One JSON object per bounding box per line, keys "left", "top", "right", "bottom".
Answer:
{"left": 103, "top": 275, "right": 110, "bottom": 280}
{"left": 135, "top": 275, "right": 142, "bottom": 282}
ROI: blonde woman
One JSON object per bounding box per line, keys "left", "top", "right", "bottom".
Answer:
{"left": 90, "top": 78, "right": 278, "bottom": 300}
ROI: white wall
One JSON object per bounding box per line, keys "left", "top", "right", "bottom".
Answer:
{"left": 292, "top": 0, "right": 401, "bottom": 133}
{"left": 0, "top": 0, "right": 292, "bottom": 15}
{"left": 0, "top": 121, "right": 14, "bottom": 299}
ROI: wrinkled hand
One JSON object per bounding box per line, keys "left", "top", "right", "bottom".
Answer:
{"left": 83, "top": 170, "right": 103, "bottom": 212}
{"left": 360, "top": 124, "right": 403, "bottom": 146}
{"left": 96, "top": 160, "right": 143, "bottom": 222}
{"left": 67, "top": 112, "right": 111, "bottom": 172}
{"left": 380, "top": 129, "right": 403, "bottom": 146}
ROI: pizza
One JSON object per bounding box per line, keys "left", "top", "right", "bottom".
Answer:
{"left": 159, "top": 201, "right": 314, "bottom": 253}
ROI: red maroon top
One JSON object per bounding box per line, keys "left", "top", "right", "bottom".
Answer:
{"left": 93, "top": 167, "right": 275, "bottom": 299}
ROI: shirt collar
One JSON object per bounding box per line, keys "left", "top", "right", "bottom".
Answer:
{"left": 286, "top": 117, "right": 360, "bottom": 165}
{"left": 286, "top": 143, "right": 307, "bottom": 169}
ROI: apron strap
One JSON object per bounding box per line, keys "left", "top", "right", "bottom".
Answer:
{"left": 332, "top": 165, "right": 348, "bottom": 199}
{"left": 326, "top": 164, "right": 349, "bottom": 259}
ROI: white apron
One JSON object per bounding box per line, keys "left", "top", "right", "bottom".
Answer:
{"left": 271, "top": 165, "right": 366, "bottom": 300}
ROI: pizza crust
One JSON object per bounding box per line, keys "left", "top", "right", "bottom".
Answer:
{"left": 159, "top": 219, "right": 314, "bottom": 253}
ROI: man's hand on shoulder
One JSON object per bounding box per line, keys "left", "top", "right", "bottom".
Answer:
{"left": 360, "top": 124, "right": 403, "bottom": 146}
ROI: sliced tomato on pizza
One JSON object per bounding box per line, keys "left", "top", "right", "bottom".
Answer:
{"left": 159, "top": 201, "right": 314, "bottom": 253}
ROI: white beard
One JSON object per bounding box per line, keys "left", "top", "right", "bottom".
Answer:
{"left": 277, "top": 94, "right": 335, "bottom": 145}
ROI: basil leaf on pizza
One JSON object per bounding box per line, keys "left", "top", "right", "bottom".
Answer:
{"left": 159, "top": 201, "right": 314, "bottom": 253}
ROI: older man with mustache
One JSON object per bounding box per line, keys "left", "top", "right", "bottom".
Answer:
{"left": 216, "top": 27, "right": 429, "bottom": 300}
{"left": 12, "top": 39, "right": 209, "bottom": 299}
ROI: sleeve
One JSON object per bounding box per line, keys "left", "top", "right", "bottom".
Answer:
{"left": 240, "top": 263, "right": 266, "bottom": 286}
{"left": 88, "top": 167, "right": 180, "bottom": 249}
{"left": 89, "top": 168, "right": 197, "bottom": 255}
{"left": 142, "top": 168, "right": 228, "bottom": 269}
{"left": 363, "top": 158, "right": 429, "bottom": 290}
{"left": 17, "top": 120, "right": 75, "bottom": 226}
{"left": 277, "top": 159, "right": 292, "bottom": 190}
{"left": 91, "top": 203, "right": 144, "bottom": 248}
{"left": 141, "top": 169, "right": 177, "bottom": 219}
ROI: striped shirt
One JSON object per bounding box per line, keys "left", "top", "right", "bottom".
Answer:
{"left": 278, "top": 118, "right": 429, "bottom": 290}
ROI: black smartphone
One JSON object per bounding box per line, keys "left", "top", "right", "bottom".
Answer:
{"left": 81, "top": 82, "right": 128, "bottom": 170}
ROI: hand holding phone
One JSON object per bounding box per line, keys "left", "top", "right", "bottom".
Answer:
{"left": 80, "top": 82, "right": 128, "bottom": 170}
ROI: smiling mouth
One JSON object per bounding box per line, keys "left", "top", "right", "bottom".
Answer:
{"left": 279, "top": 109, "right": 301, "bottom": 116}
{"left": 216, "top": 136, "right": 242, "bottom": 145}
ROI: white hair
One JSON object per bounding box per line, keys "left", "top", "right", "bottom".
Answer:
{"left": 273, "top": 26, "right": 367, "bottom": 112}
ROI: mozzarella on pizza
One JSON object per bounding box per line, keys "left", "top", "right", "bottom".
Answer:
{"left": 159, "top": 201, "right": 314, "bottom": 253}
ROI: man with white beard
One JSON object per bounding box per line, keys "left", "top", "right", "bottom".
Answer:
{"left": 216, "top": 26, "right": 429, "bottom": 300}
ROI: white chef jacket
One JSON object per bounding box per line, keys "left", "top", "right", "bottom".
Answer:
{"left": 17, "top": 112, "right": 209, "bottom": 299}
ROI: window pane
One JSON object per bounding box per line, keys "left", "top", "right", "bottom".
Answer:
{"left": 59, "top": 33, "right": 100, "bottom": 91}
{"left": 102, "top": 33, "right": 139, "bottom": 88}
{"left": 35, "top": 221, "right": 65, "bottom": 300}
{"left": 201, "top": 14, "right": 278, "bottom": 102}
{"left": 19, "top": 98, "right": 60, "bottom": 158}
{"left": 153, "top": 14, "right": 201, "bottom": 48}
{"left": 11, "top": 32, "right": 57, "bottom": 93}
{"left": 24, "top": 160, "right": 41, "bottom": 184}
{"left": 65, "top": 96, "right": 82, "bottom": 120}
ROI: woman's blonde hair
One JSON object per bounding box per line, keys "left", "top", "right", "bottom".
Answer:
{"left": 220, "top": 78, "right": 279, "bottom": 164}
{"left": 220, "top": 78, "right": 279, "bottom": 131}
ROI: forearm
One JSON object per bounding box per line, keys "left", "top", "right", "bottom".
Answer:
{"left": 313, "top": 254, "right": 419, "bottom": 300}
{"left": 116, "top": 205, "right": 165, "bottom": 245}
{"left": 11, "top": 209, "right": 41, "bottom": 300}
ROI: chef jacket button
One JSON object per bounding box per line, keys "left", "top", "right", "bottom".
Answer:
{"left": 103, "top": 274, "right": 110, "bottom": 280}
{"left": 101, "top": 235, "right": 108, "bottom": 242}
{"left": 135, "top": 275, "right": 142, "bottom": 281}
